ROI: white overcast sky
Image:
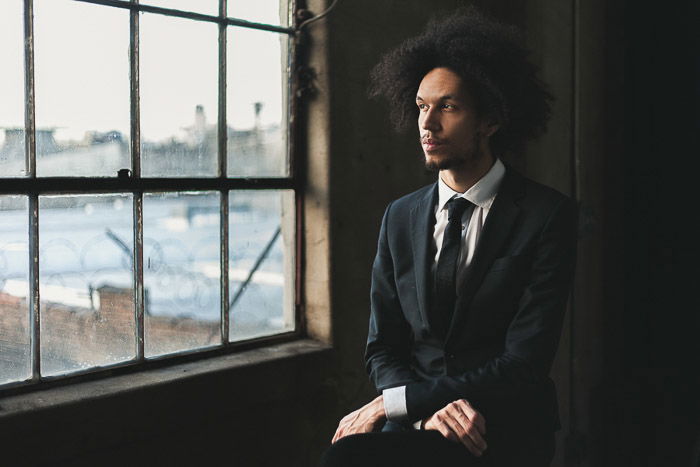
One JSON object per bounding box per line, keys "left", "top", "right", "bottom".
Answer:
{"left": 0, "top": 0, "right": 286, "bottom": 143}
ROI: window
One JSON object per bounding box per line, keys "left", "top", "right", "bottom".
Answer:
{"left": 0, "top": 0, "right": 300, "bottom": 389}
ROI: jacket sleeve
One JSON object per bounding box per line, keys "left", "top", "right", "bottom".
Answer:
{"left": 404, "top": 196, "right": 578, "bottom": 421}
{"left": 365, "top": 201, "right": 421, "bottom": 391}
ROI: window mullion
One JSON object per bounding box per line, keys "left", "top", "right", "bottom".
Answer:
{"left": 24, "top": 0, "right": 41, "bottom": 382}
{"left": 133, "top": 194, "right": 145, "bottom": 360}
{"left": 130, "top": 0, "right": 140, "bottom": 178}
{"left": 220, "top": 191, "right": 229, "bottom": 344}
{"left": 218, "top": 0, "right": 227, "bottom": 179}
{"left": 131, "top": 0, "right": 145, "bottom": 360}
{"left": 28, "top": 195, "right": 40, "bottom": 381}
{"left": 24, "top": 0, "right": 36, "bottom": 178}
{"left": 219, "top": 0, "right": 229, "bottom": 344}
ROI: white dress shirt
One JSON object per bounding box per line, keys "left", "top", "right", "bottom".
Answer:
{"left": 382, "top": 158, "right": 506, "bottom": 427}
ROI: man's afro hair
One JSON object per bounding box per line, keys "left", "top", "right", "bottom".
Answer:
{"left": 369, "top": 6, "right": 553, "bottom": 156}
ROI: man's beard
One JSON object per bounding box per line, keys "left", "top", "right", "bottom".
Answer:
{"left": 422, "top": 133, "right": 482, "bottom": 172}
{"left": 424, "top": 154, "right": 468, "bottom": 172}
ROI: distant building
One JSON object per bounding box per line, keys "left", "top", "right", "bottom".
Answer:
{"left": 1, "top": 103, "right": 284, "bottom": 177}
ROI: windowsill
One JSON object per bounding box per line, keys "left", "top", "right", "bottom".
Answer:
{"left": 0, "top": 338, "right": 332, "bottom": 422}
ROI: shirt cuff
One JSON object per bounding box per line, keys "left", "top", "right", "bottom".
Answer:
{"left": 382, "top": 386, "right": 408, "bottom": 422}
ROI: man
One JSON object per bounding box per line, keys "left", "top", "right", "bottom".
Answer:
{"left": 322, "top": 7, "right": 576, "bottom": 467}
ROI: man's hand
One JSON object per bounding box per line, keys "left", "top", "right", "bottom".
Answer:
{"left": 332, "top": 395, "right": 386, "bottom": 443}
{"left": 423, "top": 399, "right": 487, "bottom": 457}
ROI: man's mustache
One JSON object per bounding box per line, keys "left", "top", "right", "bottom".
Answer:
{"left": 419, "top": 136, "right": 446, "bottom": 144}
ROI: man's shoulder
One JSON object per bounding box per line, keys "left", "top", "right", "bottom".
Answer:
{"left": 506, "top": 167, "right": 574, "bottom": 211}
{"left": 387, "top": 183, "right": 436, "bottom": 212}
{"left": 382, "top": 167, "right": 575, "bottom": 216}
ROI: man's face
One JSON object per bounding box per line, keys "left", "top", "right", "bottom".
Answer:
{"left": 416, "top": 67, "right": 490, "bottom": 171}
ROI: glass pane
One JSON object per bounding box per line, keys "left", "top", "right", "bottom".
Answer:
{"left": 0, "top": 196, "right": 30, "bottom": 385}
{"left": 140, "top": 14, "right": 218, "bottom": 177}
{"left": 34, "top": 0, "right": 130, "bottom": 177}
{"left": 141, "top": 0, "right": 218, "bottom": 17}
{"left": 227, "top": 28, "right": 289, "bottom": 177}
{"left": 229, "top": 190, "right": 294, "bottom": 341}
{"left": 39, "top": 194, "right": 135, "bottom": 377}
{"left": 143, "top": 192, "right": 220, "bottom": 357}
{"left": 0, "top": 0, "right": 27, "bottom": 177}
{"left": 228, "top": 0, "right": 290, "bottom": 27}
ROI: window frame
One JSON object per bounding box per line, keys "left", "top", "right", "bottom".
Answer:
{"left": 0, "top": 0, "right": 306, "bottom": 393}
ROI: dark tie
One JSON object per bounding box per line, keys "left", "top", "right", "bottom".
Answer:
{"left": 434, "top": 197, "right": 475, "bottom": 334}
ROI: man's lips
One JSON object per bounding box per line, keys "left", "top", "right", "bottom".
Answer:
{"left": 421, "top": 139, "right": 445, "bottom": 151}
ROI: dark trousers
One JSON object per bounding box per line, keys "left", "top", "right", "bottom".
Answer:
{"left": 320, "top": 422, "right": 554, "bottom": 467}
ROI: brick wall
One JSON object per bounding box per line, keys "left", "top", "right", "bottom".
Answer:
{"left": 0, "top": 288, "right": 218, "bottom": 378}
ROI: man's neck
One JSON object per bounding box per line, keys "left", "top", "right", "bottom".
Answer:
{"left": 439, "top": 155, "right": 496, "bottom": 193}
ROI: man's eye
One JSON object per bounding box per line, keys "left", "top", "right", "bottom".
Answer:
{"left": 417, "top": 103, "right": 428, "bottom": 110}
{"left": 441, "top": 104, "right": 455, "bottom": 110}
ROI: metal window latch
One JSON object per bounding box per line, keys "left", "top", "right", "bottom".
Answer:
{"left": 117, "top": 168, "right": 132, "bottom": 179}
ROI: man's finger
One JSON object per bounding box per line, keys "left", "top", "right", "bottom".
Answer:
{"left": 332, "top": 426, "right": 341, "bottom": 444}
{"left": 333, "top": 419, "right": 351, "bottom": 443}
{"left": 445, "top": 411, "right": 487, "bottom": 454}
{"left": 446, "top": 404, "right": 487, "bottom": 449}
{"left": 434, "top": 412, "right": 482, "bottom": 456}
{"left": 333, "top": 411, "right": 359, "bottom": 443}
{"left": 455, "top": 399, "right": 486, "bottom": 434}
{"left": 438, "top": 417, "right": 482, "bottom": 457}
{"left": 435, "top": 419, "right": 460, "bottom": 444}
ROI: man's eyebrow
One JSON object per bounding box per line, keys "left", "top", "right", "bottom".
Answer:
{"left": 415, "top": 94, "right": 458, "bottom": 101}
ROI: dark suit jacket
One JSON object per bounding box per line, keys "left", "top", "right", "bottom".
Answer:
{"left": 365, "top": 165, "right": 577, "bottom": 444}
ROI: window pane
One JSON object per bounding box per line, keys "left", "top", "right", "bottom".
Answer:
{"left": 141, "top": 0, "right": 218, "bottom": 17}
{"left": 39, "top": 194, "right": 135, "bottom": 377}
{"left": 227, "top": 28, "right": 289, "bottom": 177}
{"left": 140, "top": 14, "right": 218, "bottom": 177}
{"left": 0, "top": 0, "right": 27, "bottom": 177}
{"left": 34, "top": 0, "right": 130, "bottom": 177}
{"left": 228, "top": 0, "right": 290, "bottom": 27}
{"left": 0, "top": 196, "right": 30, "bottom": 384}
{"left": 143, "top": 192, "right": 220, "bottom": 357}
{"left": 229, "top": 190, "right": 294, "bottom": 341}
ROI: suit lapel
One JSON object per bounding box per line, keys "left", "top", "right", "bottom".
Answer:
{"left": 410, "top": 183, "right": 438, "bottom": 329}
{"left": 446, "top": 168, "right": 525, "bottom": 341}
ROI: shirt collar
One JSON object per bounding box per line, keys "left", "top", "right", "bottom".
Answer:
{"left": 437, "top": 158, "right": 506, "bottom": 213}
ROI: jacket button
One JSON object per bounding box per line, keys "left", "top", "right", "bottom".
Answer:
{"left": 446, "top": 353, "right": 455, "bottom": 359}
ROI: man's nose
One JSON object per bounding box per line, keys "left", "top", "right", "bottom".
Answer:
{"left": 420, "top": 108, "right": 440, "bottom": 132}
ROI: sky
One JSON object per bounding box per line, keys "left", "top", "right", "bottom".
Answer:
{"left": 0, "top": 0, "right": 287, "bottom": 144}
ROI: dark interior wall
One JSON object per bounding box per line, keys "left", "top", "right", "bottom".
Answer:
{"left": 624, "top": 1, "right": 700, "bottom": 466}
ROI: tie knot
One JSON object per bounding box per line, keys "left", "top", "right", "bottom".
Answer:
{"left": 446, "top": 197, "right": 472, "bottom": 221}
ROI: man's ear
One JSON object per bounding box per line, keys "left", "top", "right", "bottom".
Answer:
{"left": 483, "top": 120, "right": 500, "bottom": 138}
{"left": 477, "top": 119, "right": 500, "bottom": 139}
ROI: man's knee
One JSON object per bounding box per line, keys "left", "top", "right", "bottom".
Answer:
{"left": 319, "top": 435, "right": 378, "bottom": 467}
{"left": 319, "top": 431, "right": 477, "bottom": 467}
